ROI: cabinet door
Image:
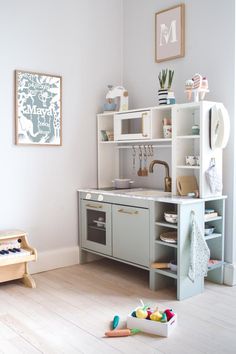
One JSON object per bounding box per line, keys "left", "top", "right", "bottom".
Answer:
{"left": 81, "top": 200, "right": 112, "bottom": 255}
{"left": 112, "top": 205, "right": 149, "bottom": 267}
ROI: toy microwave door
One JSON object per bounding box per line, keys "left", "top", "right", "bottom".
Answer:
{"left": 114, "top": 110, "right": 151, "bottom": 141}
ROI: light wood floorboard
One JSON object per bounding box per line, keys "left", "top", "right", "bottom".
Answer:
{"left": 0, "top": 259, "right": 236, "bottom": 353}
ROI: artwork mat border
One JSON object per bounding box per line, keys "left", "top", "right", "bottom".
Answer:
{"left": 155, "top": 3, "right": 185, "bottom": 63}
{"left": 15, "top": 69, "right": 62, "bottom": 146}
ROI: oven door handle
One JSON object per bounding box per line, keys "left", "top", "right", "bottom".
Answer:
{"left": 86, "top": 203, "right": 103, "bottom": 209}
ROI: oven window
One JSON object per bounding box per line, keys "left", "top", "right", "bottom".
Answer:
{"left": 121, "top": 118, "right": 142, "bottom": 134}
{"left": 86, "top": 209, "right": 106, "bottom": 245}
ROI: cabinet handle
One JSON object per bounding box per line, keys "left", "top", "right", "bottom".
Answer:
{"left": 117, "top": 208, "right": 139, "bottom": 215}
{"left": 142, "top": 112, "right": 148, "bottom": 137}
{"left": 86, "top": 204, "right": 103, "bottom": 209}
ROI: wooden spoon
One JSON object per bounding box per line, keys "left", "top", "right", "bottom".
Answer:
{"left": 137, "top": 153, "right": 143, "bottom": 176}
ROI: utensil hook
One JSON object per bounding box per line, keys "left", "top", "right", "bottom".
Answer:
{"left": 210, "top": 157, "right": 216, "bottom": 167}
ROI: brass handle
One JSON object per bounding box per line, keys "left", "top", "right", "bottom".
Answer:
{"left": 86, "top": 204, "right": 103, "bottom": 209}
{"left": 142, "top": 113, "right": 148, "bottom": 137}
{"left": 118, "top": 208, "right": 139, "bottom": 215}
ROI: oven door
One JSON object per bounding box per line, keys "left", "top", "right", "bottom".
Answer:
{"left": 81, "top": 200, "right": 112, "bottom": 255}
{"left": 114, "top": 111, "right": 151, "bottom": 140}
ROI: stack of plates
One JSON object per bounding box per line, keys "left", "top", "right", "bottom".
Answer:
{"left": 160, "top": 231, "right": 177, "bottom": 244}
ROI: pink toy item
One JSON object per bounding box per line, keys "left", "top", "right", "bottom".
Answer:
{"left": 185, "top": 73, "right": 209, "bottom": 102}
{"left": 164, "top": 309, "right": 175, "bottom": 321}
{"left": 192, "top": 73, "right": 202, "bottom": 89}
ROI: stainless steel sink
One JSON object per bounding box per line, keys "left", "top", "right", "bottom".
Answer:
{"left": 124, "top": 189, "right": 172, "bottom": 197}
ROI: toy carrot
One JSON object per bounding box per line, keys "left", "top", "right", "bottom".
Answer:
{"left": 105, "top": 328, "right": 140, "bottom": 337}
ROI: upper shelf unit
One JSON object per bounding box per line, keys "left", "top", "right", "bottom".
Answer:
{"left": 97, "top": 102, "right": 223, "bottom": 198}
{"left": 98, "top": 106, "right": 172, "bottom": 143}
{"left": 172, "top": 101, "right": 223, "bottom": 198}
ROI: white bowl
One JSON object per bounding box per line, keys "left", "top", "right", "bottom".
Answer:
{"left": 204, "top": 226, "right": 215, "bottom": 236}
{"left": 169, "top": 261, "right": 177, "bottom": 272}
{"left": 164, "top": 211, "right": 178, "bottom": 224}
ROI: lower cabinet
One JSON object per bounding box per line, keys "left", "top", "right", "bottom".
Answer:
{"left": 80, "top": 199, "right": 150, "bottom": 267}
{"left": 112, "top": 204, "right": 150, "bottom": 267}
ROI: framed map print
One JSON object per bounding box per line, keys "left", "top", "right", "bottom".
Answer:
{"left": 155, "top": 4, "right": 185, "bottom": 62}
{"left": 15, "top": 70, "right": 62, "bottom": 145}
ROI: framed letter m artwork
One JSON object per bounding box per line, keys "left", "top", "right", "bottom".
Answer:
{"left": 155, "top": 4, "right": 185, "bottom": 63}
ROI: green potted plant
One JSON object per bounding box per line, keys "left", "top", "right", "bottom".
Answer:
{"left": 167, "top": 70, "right": 175, "bottom": 105}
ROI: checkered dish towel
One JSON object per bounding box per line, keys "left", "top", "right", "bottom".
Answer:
{"left": 188, "top": 212, "right": 210, "bottom": 282}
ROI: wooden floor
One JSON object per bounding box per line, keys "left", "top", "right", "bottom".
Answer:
{"left": 0, "top": 259, "right": 236, "bottom": 354}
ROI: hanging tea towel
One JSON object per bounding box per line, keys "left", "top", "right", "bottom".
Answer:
{"left": 188, "top": 211, "right": 210, "bottom": 282}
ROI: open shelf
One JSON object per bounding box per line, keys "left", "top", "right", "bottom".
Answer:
{"left": 177, "top": 135, "right": 200, "bottom": 139}
{"left": 205, "top": 233, "right": 222, "bottom": 241}
{"left": 98, "top": 112, "right": 115, "bottom": 116}
{"left": 155, "top": 221, "right": 178, "bottom": 229}
{"left": 205, "top": 216, "right": 222, "bottom": 222}
{"left": 118, "top": 138, "right": 172, "bottom": 144}
{"left": 155, "top": 240, "right": 177, "bottom": 248}
{"left": 154, "top": 268, "right": 177, "bottom": 279}
{"left": 100, "top": 138, "right": 172, "bottom": 144}
{"left": 177, "top": 165, "right": 200, "bottom": 169}
{"left": 208, "top": 261, "right": 224, "bottom": 271}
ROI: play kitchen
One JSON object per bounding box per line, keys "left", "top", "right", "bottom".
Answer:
{"left": 78, "top": 100, "right": 229, "bottom": 300}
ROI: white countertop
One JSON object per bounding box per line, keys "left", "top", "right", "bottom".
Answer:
{"left": 78, "top": 188, "right": 227, "bottom": 204}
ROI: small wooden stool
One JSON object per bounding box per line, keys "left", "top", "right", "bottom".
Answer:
{"left": 0, "top": 230, "right": 37, "bottom": 288}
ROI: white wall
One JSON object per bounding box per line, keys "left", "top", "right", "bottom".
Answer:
{"left": 0, "top": 0, "right": 235, "bottom": 275}
{"left": 123, "top": 0, "right": 236, "bottom": 265}
{"left": 0, "top": 0, "right": 123, "bottom": 269}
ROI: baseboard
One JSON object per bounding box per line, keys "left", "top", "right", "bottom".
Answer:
{"left": 224, "top": 263, "right": 236, "bottom": 286}
{"left": 29, "top": 246, "right": 80, "bottom": 274}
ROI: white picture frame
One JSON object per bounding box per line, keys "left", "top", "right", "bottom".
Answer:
{"left": 15, "top": 70, "right": 62, "bottom": 146}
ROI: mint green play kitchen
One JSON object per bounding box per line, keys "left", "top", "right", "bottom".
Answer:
{"left": 78, "top": 101, "right": 229, "bottom": 300}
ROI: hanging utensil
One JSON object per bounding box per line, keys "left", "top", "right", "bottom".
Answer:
{"left": 132, "top": 146, "right": 136, "bottom": 172}
{"left": 137, "top": 146, "right": 143, "bottom": 176}
{"left": 142, "top": 145, "right": 148, "bottom": 176}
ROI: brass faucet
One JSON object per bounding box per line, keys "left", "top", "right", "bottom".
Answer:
{"left": 149, "top": 160, "right": 172, "bottom": 192}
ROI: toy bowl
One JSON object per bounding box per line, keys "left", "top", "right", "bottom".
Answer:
{"left": 112, "top": 178, "right": 134, "bottom": 189}
{"left": 204, "top": 226, "right": 215, "bottom": 236}
{"left": 164, "top": 211, "right": 178, "bottom": 224}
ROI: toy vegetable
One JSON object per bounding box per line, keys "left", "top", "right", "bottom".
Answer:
{"left": 150, "top": 309, "right": 162, "bottom": 321}
{"left": 112, "top": 315, "right": 120, "bottom": 329}
{"left": 136, "top": 308, "right": 148, "bottom": 319}
{"left": 105, "top": 328, "right": 140, "bottom": 337}
{"left": 165, "top": 309, "right": 175, "bottom": 321}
